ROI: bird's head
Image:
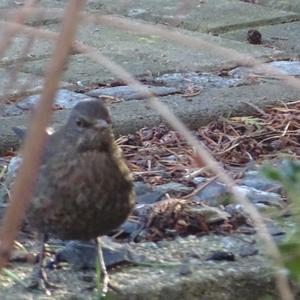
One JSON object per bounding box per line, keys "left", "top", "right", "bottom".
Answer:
{"left": 65, "top": 99, "right": 113, "bottom": 152}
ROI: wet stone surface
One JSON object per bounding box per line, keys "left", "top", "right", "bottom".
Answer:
{"left": 152, "top": 72, "right": 243, "bottom": 91}
{"left": 2, "top": 89, "right": 96, "bottom": 117}
{"left": 86, "top": 85, "right": 179, "bottom": 100}
{"left": 237, "top": 170, "right": 282, "bottom": 193}
{"left": 54, "top": 238, "right": 140, "bottom": 270}
{"left": 229, "top": 60, "right": 300, "bottom": 79}
{"left": 1, "top": 70, "right": 246, "bottom": 117}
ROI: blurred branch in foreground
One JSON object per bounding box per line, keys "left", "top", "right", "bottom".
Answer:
{"left": 0, "top": 0, "right": 86, "bottom": 268}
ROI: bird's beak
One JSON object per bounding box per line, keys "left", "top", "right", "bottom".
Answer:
{"left": 93, "top": 119, "right": 109, "bottom": 131}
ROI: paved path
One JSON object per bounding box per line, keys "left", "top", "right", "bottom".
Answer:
{"left": 0, "top": 1, "right": 299, "bottom": 147}
{"left": 0, "top": 1, "right": 300, "bottom": 299}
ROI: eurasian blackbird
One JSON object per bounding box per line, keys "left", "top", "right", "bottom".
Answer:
{"left": 15, "top": 99, "right": 135, "bottom": 294}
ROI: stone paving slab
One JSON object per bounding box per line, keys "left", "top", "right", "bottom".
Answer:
{"left": 0, "top": 80, "right": 299, "bottom": 153}
{"left": 0, "top": 0, "right": 105, "bottom": 11}
{"left": 0, "top": 234, "right": 278, "bottom": 300}
{"left": 92, "top": 0, "right": 300, "bottom": 33}
{"left": 37, "top": 0, "right": 107, "bottom": 12}
{"left": 258, "top": 0, "right": 300, "bottom": 13}
{"left": 0, "top": 69, "right": 71, "bottom": 103}
{"left": 222, "top": 21, "right": 300, "bottom": 56}
{"left": 19, "top": 23, "right": 276, "bottom": 86}
{"left": 0, "top": 32, "right": 54, "bottom": 65}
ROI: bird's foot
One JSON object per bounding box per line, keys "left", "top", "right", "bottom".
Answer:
{"left": 96, "top": 237, "right": 110, "bottom": 297}
{"left": 96, "top": 267, "right": 110, "bottom": 297}
{"left": 27, "top": 266, "right": 57, "bottom": 296}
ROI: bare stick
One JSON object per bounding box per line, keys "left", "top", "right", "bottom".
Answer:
{"left": 0, "top": 0, "right": 86, "bottom": 268}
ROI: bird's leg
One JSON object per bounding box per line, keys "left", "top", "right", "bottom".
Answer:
{"left": 28, "top": 234, "right": 56, "bottom": 295}
{"left": 96, "top": 237, "right": 109, "bottom": 297}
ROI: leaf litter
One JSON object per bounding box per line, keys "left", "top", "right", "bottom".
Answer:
{"left": 115, "top": 99, "right": 300, "bottom": 241}
{"left": 1, "top": 99, "right": 300, "bottom": 260}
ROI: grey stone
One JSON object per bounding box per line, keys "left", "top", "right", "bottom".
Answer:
{"left": 2, "top": 81, "right": 300, "bottom": 154}
{"left": 16, "top": 89, "right": 94, "bottom": 110}
{"left": 154, "top": 72, "right": 242, "bottom": 90}
{"left": 179, "top": 263, "right": 193, "bottom": 276}
{"left": 236, "top": 185, "right": 284, "bottom": 208}
{"left": 192, "top": 180, "right": 284, "bottom": 208}
{"left": 239, "top": 244, "right": 258, "bottom": 257}
{"left": 229, "top": 60, "right": 300, "bottom": 80}
{"left": 238, "top": 170, "right": 282, "bottom": 193}
{"left": 192, "top": 181, "right": 229, "bottom": 206}
{"left": 1, "top": 104, "right": 23, "bottom": 117}
{"left": 265, "top": 220, "right": 286, "bottom": 236}
{"left": 186, "top": 205, "right": 231, "bottom": 224}
{"left": 192, "top": 176, "right": 206, "bottom": 185}
{"left": 55, "top": 239, "right": 133, "bottom": 270}
{"left": 269, "top": 61, "right": 300, "bottom": 76}
{"left": 86, "top": 85, "right": 178, "bottom": 100}
{"left": 120, "top": 220, "right": 141, "bottom": 238}
{"left": 4, "top": 155, "right": 22, "bottom": 190}
{"left": 154, "top": 182, "right": 193, "bottom": 194}
{"left": 133, "top": 181, "right": 153, "bottom": 196}
{"left": 136, "top": 190, "right": 165, "bottom": 204}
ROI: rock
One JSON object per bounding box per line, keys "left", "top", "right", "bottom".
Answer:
{"left": 55, "top": 238, "right": 134, "bottom": 270}
{"left": 86, "top": 85, "right": 178, "bottom": 100}
{"left": 185, "top": 205, "right": 230, "bottom": 224}
{"left": 16, "top": 89, "right": 93, "bottom": 111}
{"left": 268, "top": 61, "right": 300, "bottom": 76}
{"left": 136, "top": 190, "right": 165, "bottom": 204}
{"left": 239, "top": 244, "right": 258, "bottom": 257}
{"left": 4, "top": 155, "right": 22, "bottom": 189}
{"left": 236, "top": 185, "right": 284, "bottom": 208}
{"left": 238, "top": 170, "right": 282, "bottom": 193}
{"left": 265, "top": 220, "right": 285, "bottom": 236}
{"left": 238, "top": 225, "right": 256, "bottom": 235}
{"left": 192, "top": 176, "right": 206, "bottom": 185}
{"left": 119, "top": 220, "right": 142, "bottom": 239}
{"left": 179, "top": 263, "right": 193, "bottom": 276}
{"left": 229, "top": 60, "right": 300, "bottom": 79}
{"left": 153, "top": 72, "right": 241, "bottom": 90}
{"left": 133, "top": 202, "right": 152, "bottom": 215}
{"left": 192, "top": 181, "right": 229, "bottom": 206}
{"left": 228, "top": 66, "right": 253, "bottom": 79}
{"left": 154, "top": 182, "right": 193, "bottom": 194}
{"left": 133, "top": 181, "right": 153, "bottom": 196}
{"left": 1, "top": 104, "right": 24, "bottom": 117}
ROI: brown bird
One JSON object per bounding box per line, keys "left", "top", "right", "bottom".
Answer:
{"left": 14, "top": 99, "right": 135, "bottom": 295}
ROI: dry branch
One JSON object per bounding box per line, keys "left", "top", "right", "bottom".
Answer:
{"left": 0, "top": 0, "right": 86, "bottom": 268}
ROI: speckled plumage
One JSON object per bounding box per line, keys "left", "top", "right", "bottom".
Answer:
{"left": 26, "top": 100, "right": 135, "bottom": 240}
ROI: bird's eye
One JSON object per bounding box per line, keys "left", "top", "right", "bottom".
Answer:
{"left": 76, "top": 118, "right": 90, "bottom": 128}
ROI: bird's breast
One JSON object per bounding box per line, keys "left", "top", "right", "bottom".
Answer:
{"left": 28, "top": 149, "right": 135, "bottom": 240}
